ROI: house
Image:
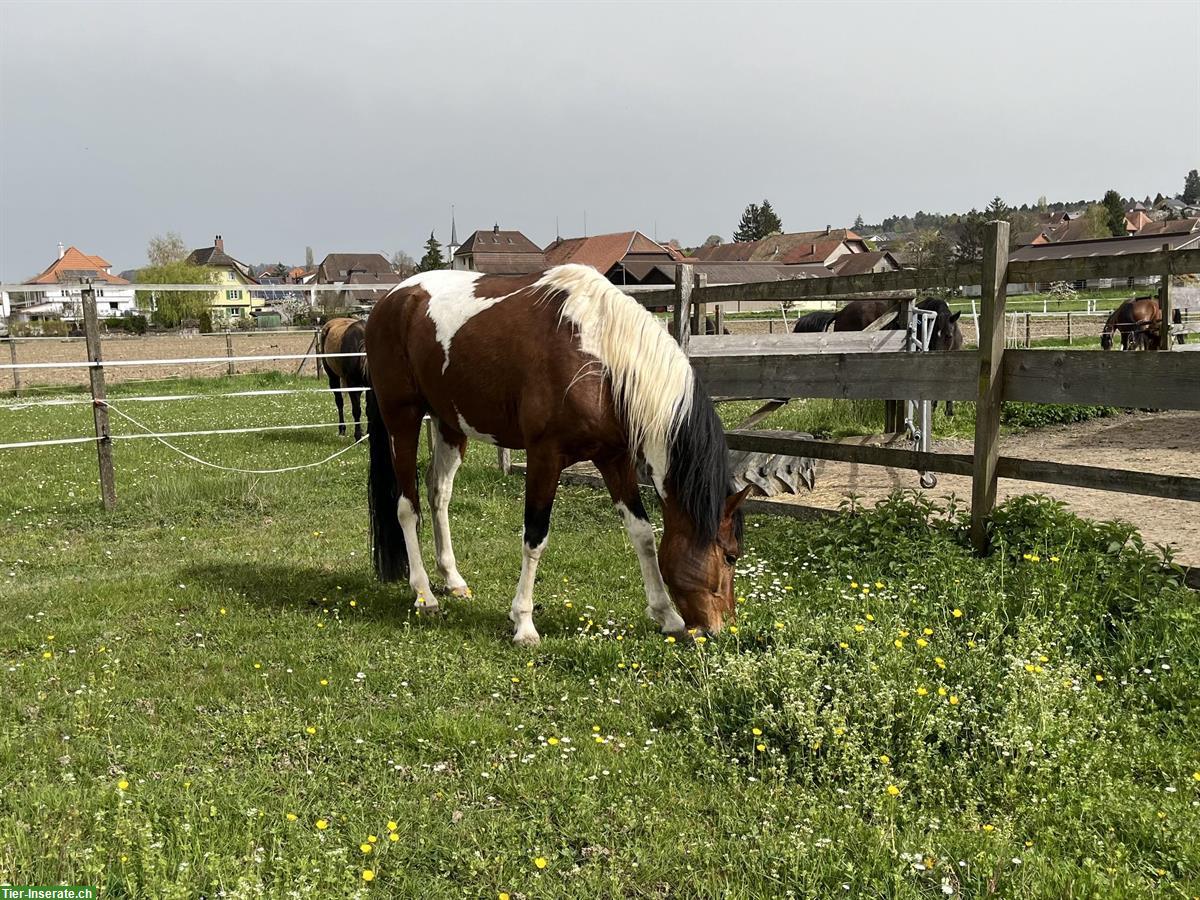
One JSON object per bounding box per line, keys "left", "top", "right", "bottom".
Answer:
{"left": 185, "top": 235, "right": 261, "bottom": 325}
{"left": 453, "top": 225, "right": 545, "bottom": 274}
{"left": 12, "top": 244, "right": 136, "bottom": 322}
{"left": 1136, "top": 217, "right": 1200, "bottom": 237}
{"left": 1124, "top": 209, "right": 1154, "bottom": 234}
{"left": 542, "top": 230, "right": 682, "bottom": 284}
{"left": 314, "top": 252, "right": 395, "bottom": 307}
{"left": 828, "top": 250, "right": 902, "bottom": 276}
{"left": 1010, "top": 230, "right": 1200, "bottom": 291}
{"left": 692, "top": 228, "right": 872, "bottom": 269}
{"left": 1018, "top": 217, "right": 1102, "bottom": 246}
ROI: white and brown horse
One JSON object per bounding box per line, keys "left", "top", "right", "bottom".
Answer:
{"left": 365, "top": 264, "right": 748, "bottom": 645}
{"left": 320, "top": 317, "right": 367, "bottom": 440}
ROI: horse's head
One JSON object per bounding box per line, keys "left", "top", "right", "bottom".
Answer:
{"left": 658, "top": 486, "right": 750, "bottom": 635}
{"left": 919, "top": 298, "right": 963, "bottom": 351}
{"left": 1100, "top": 330, "right": 1114, "bottom": 350}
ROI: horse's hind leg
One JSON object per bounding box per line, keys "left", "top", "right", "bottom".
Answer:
{"left": 386, "top": 405, "right": 438, "bottom": 612}
{"left": 510, "top": 447, "right": 561, "bottom": 646}
{"left": 327, "top": 369, "right": 346, "bottom": 436}
{"left": 596, "top": 455, "right": 686, "bottom": 635}
{"left": 426, "top": 421, "right": 470, "bottom": 597}
{"left": 349, "top": 388, "right": 363, "bottom": 442}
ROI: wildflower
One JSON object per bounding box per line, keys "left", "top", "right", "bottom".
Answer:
{"left": 389, "top": 833, "right": 399, "bottom": 842}
{"left": 850, "top": 582, "right": 859, "bottom": 589}
{"left": 534, "top": 857, "right": 548, "bottom": 869}
{"left": 315, "top": 819, "right": 329, "bottom": 830}
{"left": 879, "top": 755, "right": 890, "bottom": 765}
{"left": 838, "top": 641, "right": 849, "bottom": 649}
{"left": 1050, "top": 555, "right": 1060, "bottom": 562}
{"left": 934, "top": 657, "right": 946, "bottom": 669}
{"left": 42, "top": 651, "right": 52, "bottom": 659}
{"left": 306, "top": 726, "right": 317, "bottom": 735}
{"left": 756, "top": 743, "right": 766, "bottom": 752}
{"left": 219, "top": 608, "right": 227, "bottom": 615}
{"left": 286, "top": 813, "right": 298, "bottom": 821}
{"left": 350, "top": 600, "right": 357, "bottom": 607}
{"left": 1193, "top": 771, "right": 1200, "bottom": 782}
{"left": 854, "top": 624, "right": 865, "bottom": 633}
{"left": 592, "top": 726, "right": 601, "bottom": 733}
{"left": 916, "top": 638, "right": 928, "bottom": 648}
{"left": 967, "top": 640, "right": 976, "bottom": 649}
{"left": 887, "top": 784, "right": 900, "bottom": 796}
{"left": 361, "top": 869, "right": 374, "bottom": 882}
{"left": 775, "top": 622, "right": 785, "bottom": 630}
{"left": 547, "top": 737, "right": 560, "bottom": 746}
{"left": 923, "top": 628, "right": 933, "bottom": 635}
{"left": 368, "top": 835, "right": 378, "bottom": 843}
{"left": 833, "top": 727, "right": 845, "bottom": 736}
{"left": 952, "top": 609, "right": 963, "bottom": 618}
{"left": 254, "top": 662, "right": 262, "bottom": 669}
{"left": 665, "top": 636, "right": 675, "bottom": 644}
{"left": 1030, "top": 554, "right": 1040, "bottom": 562}
{"left": 899, "top": 630, "right": 909, "bottom": 638}
{"left": 1095, "top": 674, "right": 1104, "bottom": 683}
{"left": 865, "top": 613, "right": 875, "bottom": 622}
{"left": 1024, "top": 664, "right": 1036, "bottom": 673}
{"left": 511, "top": 677, "right": 520, "bottom": 683}
{"left": 949, "top": 695, "right": 959, "bottom": 705}
{"left": 117, "top": 779, "right": 129, "bottom": 791}
{"left": 737, "top": 596, "right": 746, "bottom": 604}
{"left": 361, "top": 843, "right": 373, "bottom": 854}
{"left": 752, "top": 728, "right": 763, "bottom": 736}
{"left": 320, "top": 679, "right": 329, "bottom": 686}
{"left": 937, "top": 687, "right": 947, "bottom": 697}
{"left": 500, "top": 894, "right": 511, "bottom": 900}
{"left": 894, "top": 639, "right": 904, "bottom": 649}
{"left": 875, "top": 581, "right": 884, "bottom": 589}
{"left": 916, "top": 686, "right": 928, "bottom": 696}
{"left": 982, "top": 823, "right": 994, "bottom": 832}
{"left": 728, "top": 625, "right": 739, "bottom": 634}
{"left": 696, "top": 636, "right": 707, "bottom": 644}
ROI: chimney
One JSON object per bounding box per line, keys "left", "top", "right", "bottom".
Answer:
{"left": 214, "top": 234, "right": 224, "bottom": 252}
{"left": 825, "top": 225, "right": 831, "bottom": 235}
{"left": 493, "top": 223, "right": 500, "bottom": 235}
{"left": 58, "top": 241, "right": 65, "bottom": 260}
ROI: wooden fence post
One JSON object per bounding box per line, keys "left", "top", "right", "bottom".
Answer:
{"left": 6, "top": 339, "right": 20, "bottom": 394}
{"left": 970, "top": 220, "right": 1009, "bottom": 553}
{"left": 714, "top": 304, "right": 724, "bottom": 335}
{"left": 690, "top": 272, "right": 708, "bottom": 335}
{"left": 1024, "top": 312, "right": 1031, "bottom": 347}
{"left": 497, "top": 447, "right": 512, "bottom": 475}
{"left": 82, "top": 282, "right": 116, "bottom": 511}
{"left": 1159, "top": 242, "right": 1173, "bottom": 351}
{"left": 225, "top": 331, "right": 236, "bottom": 376}
{"left": 672, "top": 263, "right": 694, "bottom": 352}
{"left": 1066, "top": 311, "right": 1072, "bottom": 345}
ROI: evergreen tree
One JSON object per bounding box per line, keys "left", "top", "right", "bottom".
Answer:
{"left": 1101, "top": 190, "right": 1126, "bottom": 236}
{"left": 757, "top": 199, "right": 783, "bottom": 236}
{"left": 853, "top": 213, "right": 865, "bottom": 230}
{"left": 305, "top": 246, "right": 314, "bottom": 269}
{"left": 418, "top": 232, "right": 445, "bottom": 271}
{"left": 733, "top": 202, "right": 761, "bottom": 242}
{"left": 1183, "top": 169, "right": 1200, "bottom": 204}
{"left": 986, "top": 196, "right": 1009, "bottom": 220}
{"left": 954, "top": 209, "right": 987, "bottom": 263}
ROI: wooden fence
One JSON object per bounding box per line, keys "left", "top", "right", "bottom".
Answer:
{"left": 663, "top": 225, "right": 1200, "bottom": 553}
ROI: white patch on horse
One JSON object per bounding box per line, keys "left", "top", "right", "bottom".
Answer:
{"left": 615, "top": 502, "right": 685, "bottom": 634}
{"left": 456, "top": 412, "right": 497, "bottom": 445}
{"left": 405, "top": 269, "right": 525, "bottom": 373}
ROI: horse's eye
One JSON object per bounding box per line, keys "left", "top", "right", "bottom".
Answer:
{"left": 724, "top": 554, "right": 737, "bottom": 566}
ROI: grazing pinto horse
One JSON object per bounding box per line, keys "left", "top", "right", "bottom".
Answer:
{"left": 365, "top": 264, "right": 749, "bottom": 645}
{"left": 320, "top": 317, "right": 367, "bottom": 440}
{"left": 1100, "top": 297, "right": 1163, "bottom": 351}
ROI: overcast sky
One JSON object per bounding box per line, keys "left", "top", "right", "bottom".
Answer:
{"left": 1, "top": 0, "right": 1197, "bottom": 280}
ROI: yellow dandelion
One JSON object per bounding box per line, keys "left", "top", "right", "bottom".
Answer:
{"left": 117, "top": 779, "right": 129, "bottom": 791}
{"left": 361, "top": 843, "right": 373, "bottom": 854}
{"left": 887, "top": 784, "right": 900, "bottom": 796}
{"left": 500, "top": 894, "right": 511, "bottom": 900}
{"left": 219, "top": 608, "right": 227, "bottom": 615}
{"left": 286, "top": 813, "right": 298, "bottom": 821}
{"left": 728, "top": 625, "right": 739, "bottom": 634}
{"left": 547, "top": 737, "right": 560, "bottom": 746}
{"left": 1039, "top": 655, "right": 1049, "bottom": 662}
{"left": 879, "top": 754, "right": 890, "bottom": 765}
{"left": 937, "top": 686, "right": 947, "bottom": 697}
{"left": 916, "top": 638, "right": 928, "bottom": 648}
{"left": 833, "top": 726, "right": 845, "bottom": 736}
{"left": 534, "top": 856, "right": 548, "bottom": 869}
{"left": 1022, "top": 553, "right": 1032, "bottom": 561}
{"left": 934, "top": 657, "right": 946, "bottom": 669}
{"left": 854, "top": 624, "right": 865, "bottom": 633}
{"left": 1050, "top": 555, "right": 1060, "bottom": 562}
{"left": 894, "top": 639, "right": 904, "bottom": 649}
{"left": 982, "top": 823, "right": 994, "bottom": 832}
{"left": 1024, "top": 664, "right": 1036, "bottom": 673}
{"left": 899, "top": 630, "right": 909, "bottom": 638}
{"left": 665, "top": 636, "right": 676, "bottom": 644}
{"left": 361, "top": 869, "right": 374, "bottom": 882}
{"left": 316, "top": 819, "right": 329, "bottom": 830}
{"left": 388, "top": 832, "right": 399, "bottom": 842}
{"left": 1192, "top": 771, "right": 1200, "bottom": 782}
{"left": 1095, "top": 674, "right": 1104, "bottom": 683}
{"left": 775, "top": 622, "right": 785, "bottom": 630}
{"left": 949, "top": 695, "right": 959, "bottom": 705}
{"left": 254, "top": 662, "right": 262, "bottom": 669}
{"left": 923, "top": 628, "right": 933, "bottom": 635}
{"left": 850, "top": 582, "right": 859, "bottom": 589}
{"left": 752, "top": 727, "right": 762, "bottom": 736}
{"left": 865, "top": 613, "right": 875, "bottom": 622}
{"left": 42, "top": 651, "right": 52, "bottom": 659}
{"left": 696, "top": 635, "right": 707, "bottom": 644}
{"left": 916, "top": 686, "right": 928, "bottom": 696}
{"left": 368, "top": 834, "right": 378, "bottom": 843}
{"left": 511, "top": 677, "right": 520, "bottom": 683}
{"left": 320, "top": 679, "right": 329, "bottom": 686}
{"left": 737, "top": 596, "right": 746, "bottom": 604}
{"left": 838, "top": 641, "right": 849, "bottom": 649}
{"left": 350, "top": 600, "right": 357, "bottom": 607}
{"left": 967, "top": 640, "right": 976, "bottom": 648}
{"left": 952, "top": 608, "right": 963, "bottom": 618}
{"left": 875, "top": 581, "right": 884, "bottom": 589}
{"left": 1030, "top": 554, "right": 1040, "bottom": 562}
{"left": 756, "top": 743, "right": 766, "bottom": 752}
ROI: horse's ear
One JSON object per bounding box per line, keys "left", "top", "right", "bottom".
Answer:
{"left": 949, "top": 311, "right": 961, "bottom": 322}
{"left": 724, "top": 485, "right": 752, "bottom": 517}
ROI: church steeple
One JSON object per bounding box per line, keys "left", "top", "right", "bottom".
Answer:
{"left": 447, "top": 204, "right": 460, "bottom": 269}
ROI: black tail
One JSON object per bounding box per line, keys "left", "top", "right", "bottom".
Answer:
{"left": 366, "top": 387, "right": 408, "bottom": 582}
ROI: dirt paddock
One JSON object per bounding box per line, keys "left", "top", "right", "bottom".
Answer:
{"left": 788, "top": 409, "right": 1200, "bottom": 567}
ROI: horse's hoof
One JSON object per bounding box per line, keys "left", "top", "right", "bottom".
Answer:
{"left": 449, "top": 585, "right": 473, "bottom": 599}
{"left": 512, "top": 626, "right": 541, "bottom": 647}
{"left": 414, "top": 598, "right": 442, "bottom": 617}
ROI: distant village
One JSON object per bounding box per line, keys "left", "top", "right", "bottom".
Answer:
{"left": 3, "top": 190, "right": 1199, "bottom": 333}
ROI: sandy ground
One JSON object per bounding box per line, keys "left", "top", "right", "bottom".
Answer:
{"left": 786, "top": 409, "right": 1200, "bottom": 565}
{"left": 5, "top": 332, "right": 321, "bottom": 389}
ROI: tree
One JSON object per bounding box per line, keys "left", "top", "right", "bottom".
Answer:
{"left": 732, "top": 202, "right": 761, "bottom": 242}
{"left": 146, "top": 231, "right": 188, "bottom": 267}
{"left": 1183, "top": 169, "right": 1200, "bottom": 205}
{"left": 1080, "top": 204, "right": 1111, "bottom": 240}
{"left": 391, "top": 250, "right": 417, "bottom": 278}
{"left": 853, "top": 213, "right": 865, "bottom": 230}
{"left": 305, "top": 246, "right": 315, "bottom": 269}
{"left": 954, "top": 209, "right": 987, "bottom": 263}
{"left": 757, "top": 199, "right": 782, "bottom": 236}
{"left": 986, "top": 196, "right": 1010, "bottom": 221}
{"left": 1036, "top": 195, "right": 1048, "bottom": 213}
{"left": 136, "top": 261, "right": 217, "bottom": 327}
{"left": 1101, "top": 189, "right": 1126, "bottom": 236}
{"left": 903, "top": 228, "right": 954, "bottom": 271}
{"left": 702, "top": 234, "right": 722, "bottom": 249}
{"left": 418, "top": 232, "right": 445, "bottom": 271}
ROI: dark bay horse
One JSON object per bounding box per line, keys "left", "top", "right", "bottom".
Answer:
{"left": 320, "top": 317, "right": 367, "bottom": 440}
{"left": 794, "top": 298, "right": 964, "bottom": 413}
{"left": 1100, "top": 297, "right": 1163, "bottom": 351}
{"left": 365, "top": 264, "right": 749, "bottom": 645}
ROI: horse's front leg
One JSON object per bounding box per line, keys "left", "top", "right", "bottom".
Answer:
{"left": 510, "top": 449, "right": 561, "bottom": 646}
{"left": 596, "top": 457, "right": 686, "bottom": 635}
{"left": 426, "top": 421, "right": 470, "bottom": 597}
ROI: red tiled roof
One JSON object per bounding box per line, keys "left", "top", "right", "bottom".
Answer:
{"left": 693, "top": 229, "right": 867, "bottom": 264}
{"left": 26, "top": 246, "right": 129, "bottom": 285}
{"left": 542, "top": 231, "right": 678, "bottom": 274}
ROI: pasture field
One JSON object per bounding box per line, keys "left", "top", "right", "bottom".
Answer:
{"left": 2, "top": 374, "right": 1198, "bottom": 898}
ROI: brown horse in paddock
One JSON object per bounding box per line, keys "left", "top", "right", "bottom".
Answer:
{"left": 365, "top": 264, "right": 749, "bottom": 645}
{"left": 1100, "top": 296, "right": 1174, "bottom": 351}
{"left": 793, "top": 298, "right": 964, "bottom": 414}
{"left": 320, "top": 317, "right": 367, "bottom": 440}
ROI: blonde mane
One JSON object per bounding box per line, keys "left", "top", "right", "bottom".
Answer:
{"left": 533, "top": 264, "right": 695, "bottom": 488}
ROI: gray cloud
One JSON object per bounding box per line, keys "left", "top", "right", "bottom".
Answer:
{"left": 2, "top": 0, "right": 1197, "bottom": 279}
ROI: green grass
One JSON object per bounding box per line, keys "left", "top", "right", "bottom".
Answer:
{"left": 1, "top": 375, "right": 1198, "bottom": 898}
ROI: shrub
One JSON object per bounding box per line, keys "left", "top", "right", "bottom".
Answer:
{"left": 1001, "top": 402, "right": 1119, "bottom": 429}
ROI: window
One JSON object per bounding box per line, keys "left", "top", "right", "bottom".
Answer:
{"left": 227, "top": 289, "right": 241, "bottom": 301}
{"left": 109, "top": 302, "right": 119, "bottom": 310}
